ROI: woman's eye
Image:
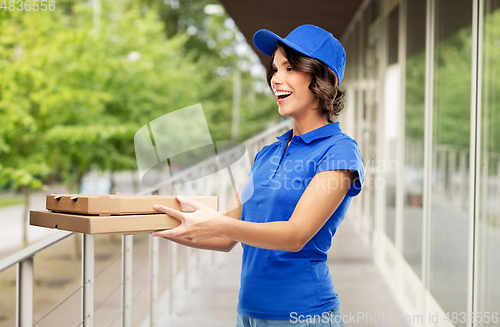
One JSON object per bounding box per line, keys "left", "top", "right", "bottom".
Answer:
{"left": 287, "top": 67, "right": 294, "bottom": 72}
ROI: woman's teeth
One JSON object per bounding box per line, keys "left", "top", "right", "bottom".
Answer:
{"left": 276, "top": 91, "right": 292, "bottom": 99}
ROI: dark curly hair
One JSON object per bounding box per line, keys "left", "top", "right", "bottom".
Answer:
{"left": 266, "top": 42, "right": 345, "bottom": 123}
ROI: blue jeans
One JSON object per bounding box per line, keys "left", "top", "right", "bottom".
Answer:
{"left": 236, "top": 306, "right": 344, "bottom": 327}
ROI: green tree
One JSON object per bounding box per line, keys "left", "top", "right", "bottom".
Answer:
{"left": 0, "top": 0, "right": 278, "bottom": 243}
{"left": 0, "top": 2, "right": 206, "bottom": 247}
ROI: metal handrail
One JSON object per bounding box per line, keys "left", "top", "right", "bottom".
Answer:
{"left": 1, "top": 117, "right": 293, "bottom": 327}
{"left": 0, "top": 231, "right": 73, "bottom": 272}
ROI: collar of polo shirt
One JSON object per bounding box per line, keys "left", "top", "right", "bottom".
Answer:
{"left": 276, "top": 122, "right": 342, "bottom": 144}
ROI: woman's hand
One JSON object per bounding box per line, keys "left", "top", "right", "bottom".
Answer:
{"left": 152, "top": 196, "right": 227, "bottom": 242}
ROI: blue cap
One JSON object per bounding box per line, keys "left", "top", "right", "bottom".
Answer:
{"left": 253, "top": 24, "right": 346, "bottom": 84}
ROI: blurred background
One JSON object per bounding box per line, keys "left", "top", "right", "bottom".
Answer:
{"left": 1, "top": 0, "right": 500, "bottom": 327}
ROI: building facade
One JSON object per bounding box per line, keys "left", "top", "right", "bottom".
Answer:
{"left": 340, "top": 1, "right": 500, "bottom": 326}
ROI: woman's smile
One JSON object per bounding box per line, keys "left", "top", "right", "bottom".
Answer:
{"left": 274, "top": 88, "right": 293, "bottom": 104}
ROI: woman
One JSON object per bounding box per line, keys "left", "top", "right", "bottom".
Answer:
{"left": 152, "top": 24, "right": 364, "bottom": 327}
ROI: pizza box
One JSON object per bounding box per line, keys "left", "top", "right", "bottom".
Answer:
{"left": 30, "top": 210, "right": 181, "bottom": 234}
{"left": 46, "top": 194, "right": 218, "bottom": 215}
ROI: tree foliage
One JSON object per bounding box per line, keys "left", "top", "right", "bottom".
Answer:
{"left": 0, "top": 0, "right": 278, "bottom": 192}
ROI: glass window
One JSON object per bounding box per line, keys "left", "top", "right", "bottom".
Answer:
{"left": 430, "top": 0, "right": 473, "bottom": 323}
{"left": 403, "top": 0, "right": 427, "bottom": 279}
{"left": 344, "top": 31, "right": 358, "bottom": 137}
{"left": 384, "top": 5, "right": 399, "bottom": 244}
{"left": 475, "top": 0, "right": 500, "bottom": 322}
{"left": 364, "top": 5, "right": 380, "bottom": 243}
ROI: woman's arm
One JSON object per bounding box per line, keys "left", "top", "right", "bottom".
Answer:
{"left": 153, "top": 176, "right": 248, "bottom": 252}
{"left": 153, "top": 170, "right": 355, "bottom": 252}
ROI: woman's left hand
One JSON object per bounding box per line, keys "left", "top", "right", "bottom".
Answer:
{"left": 151, "top": 196, "right": 226, "bottom": 242}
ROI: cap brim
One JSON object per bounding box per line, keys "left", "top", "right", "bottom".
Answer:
{"left": 253, "top": 29, "right": 283, "bottom": 56}
{"left": 253, "top": 29, "right": 312, "bottom": 59}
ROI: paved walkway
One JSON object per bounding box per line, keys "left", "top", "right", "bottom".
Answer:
{"left": 158, "top": 219, "right": 407, "bottom": 327}
{"left": 328, "top": 221, "right": 407, "bottom": 327}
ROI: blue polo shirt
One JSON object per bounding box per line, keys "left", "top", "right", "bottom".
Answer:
{"left": 237, "top": 122, "right": 364, "bottom": 320}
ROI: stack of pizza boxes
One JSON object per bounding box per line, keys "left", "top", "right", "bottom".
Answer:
{"left": 30, "top": 194, "right": 218, "bottom": 234}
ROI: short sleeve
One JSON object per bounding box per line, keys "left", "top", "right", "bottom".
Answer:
{"left": 315, "top": 138, "right": 364, "bottom": 197}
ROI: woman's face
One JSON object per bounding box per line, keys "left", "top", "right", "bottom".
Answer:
{"left": 271, "top": 49, "right": 318, "bottom": 119}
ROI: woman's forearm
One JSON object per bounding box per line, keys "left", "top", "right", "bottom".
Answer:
{"left": 219, "top": 218, "right": 304, "bottom": 252}
{"left": 164, "top": 235, "right": 238, "bottom": 252}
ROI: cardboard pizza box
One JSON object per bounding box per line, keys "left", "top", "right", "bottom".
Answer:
{"left": 46, "top": 194, "right": 218, "bottom": 215}
{"left": 30, "top": 210, "right": 181, "bottom": 234}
